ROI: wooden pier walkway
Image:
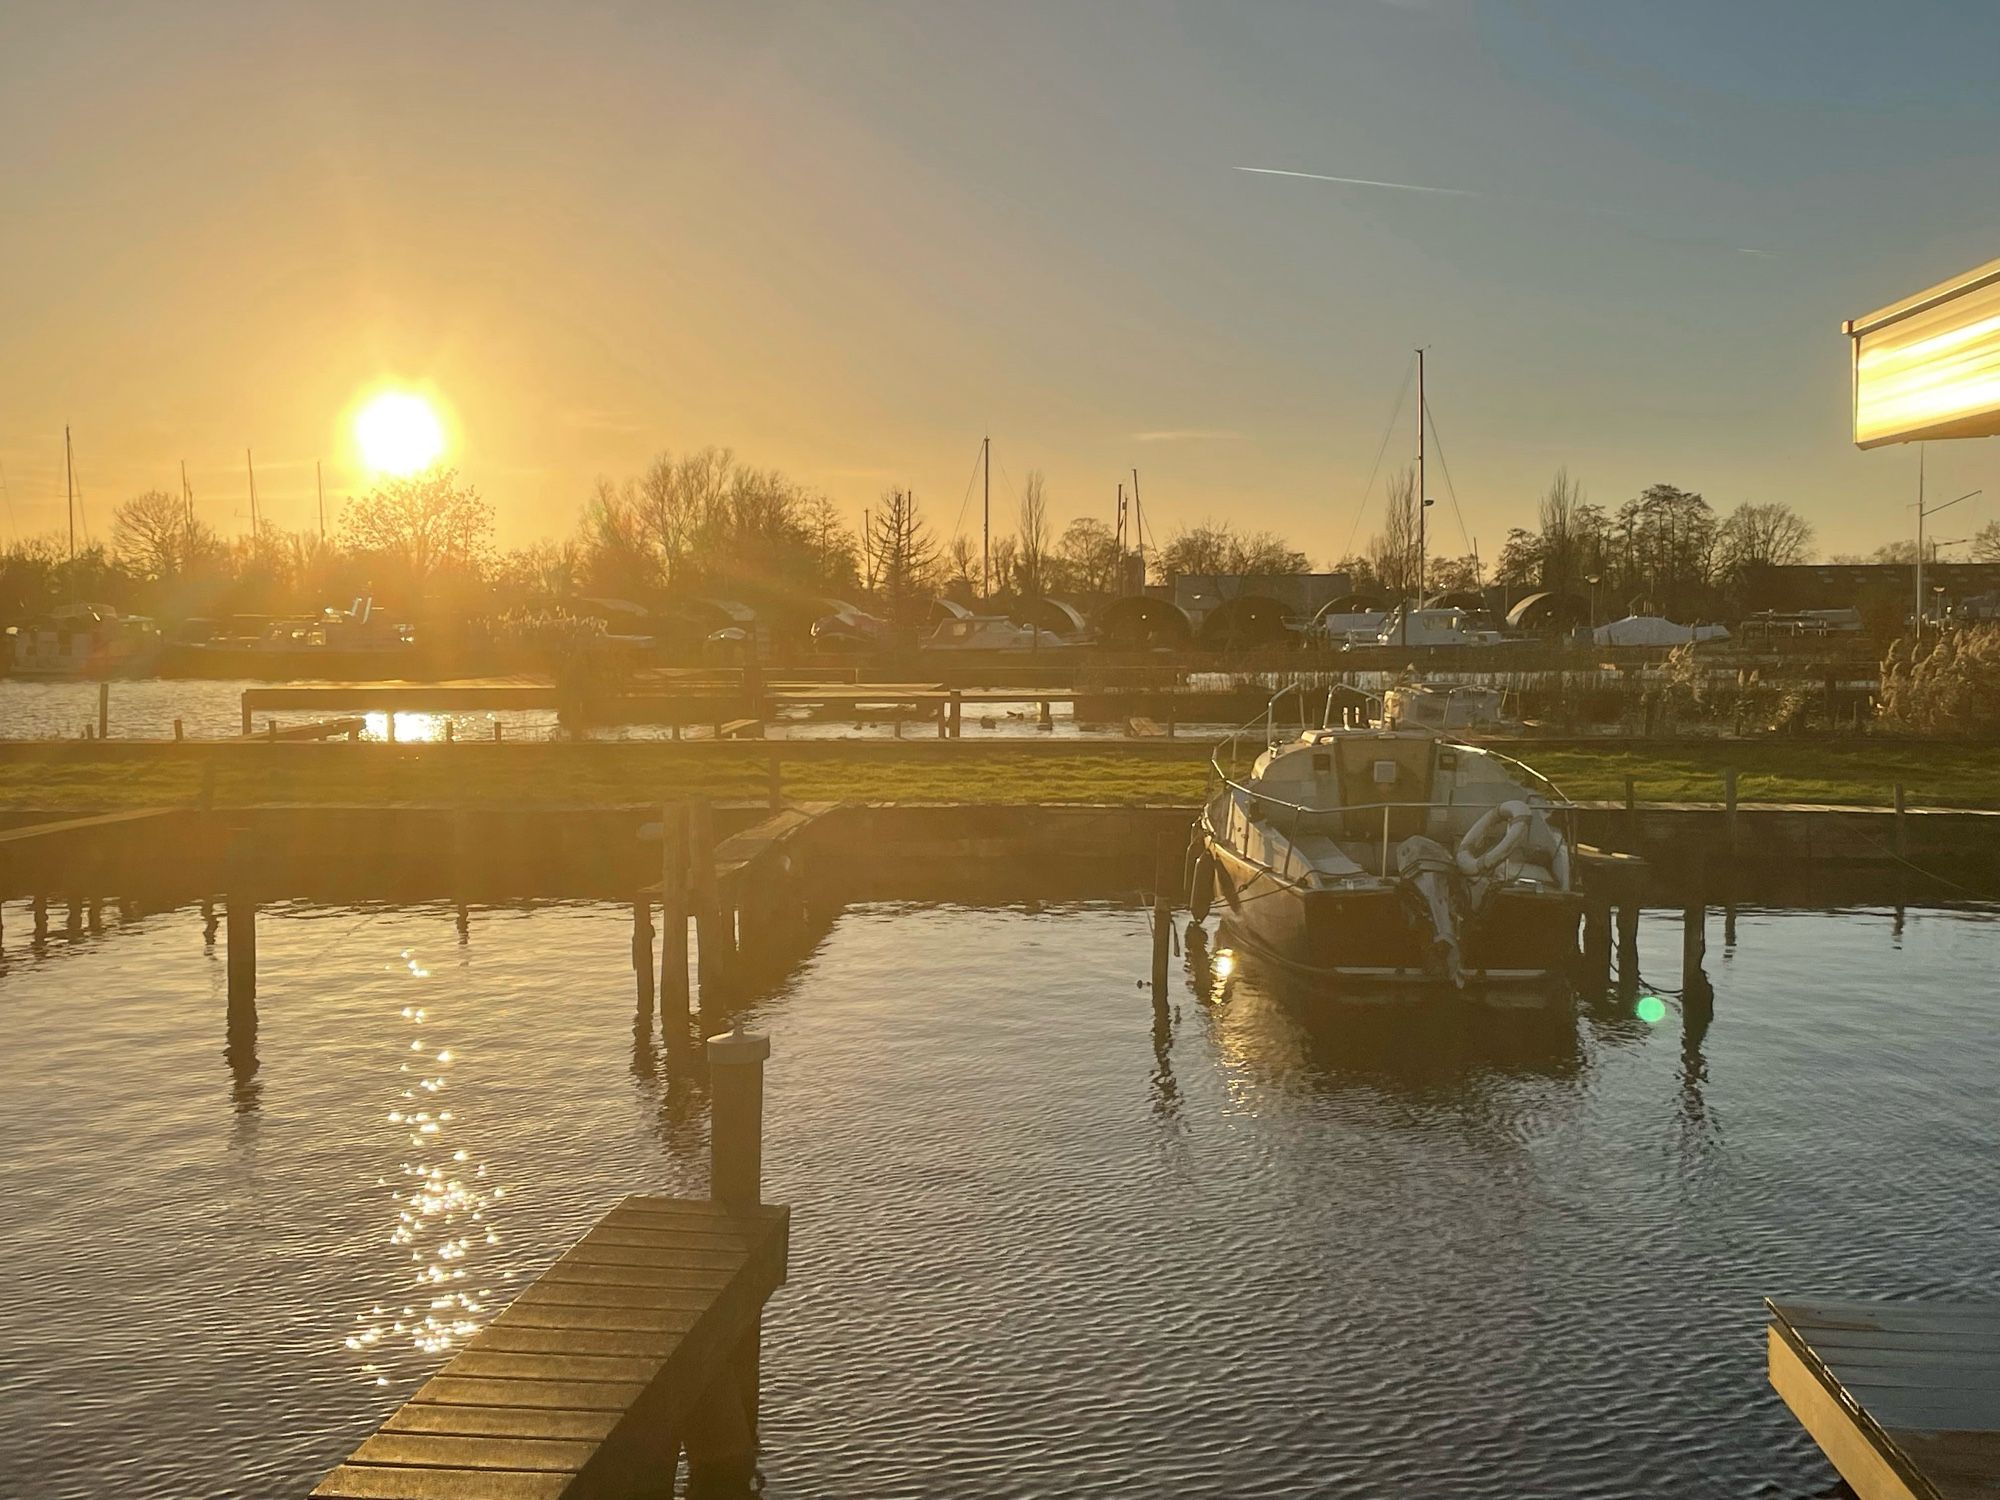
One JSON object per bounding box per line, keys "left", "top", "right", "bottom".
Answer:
{"left": 313, "top": 1196, "right": 788, "bottom": 1499}
{"left": 317, "top": 1026, "right": 786, "bottom": 1499}
{"left": 1768, "top": 1296, "right": 2000, "bottom": 1500}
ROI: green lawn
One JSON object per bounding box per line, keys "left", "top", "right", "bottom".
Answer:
{"left": 0, "top": 737, "right": 1992, "bottom": 812}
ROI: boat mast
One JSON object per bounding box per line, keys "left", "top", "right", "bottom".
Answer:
{"left": 1131, "top": 468, "right": 1144, "bottom": 590}
{"left": 246, "top": 448, "right": 260, "bottom": 542}
{"left": 64, "top": 425, "right": 75, "bottom": 562}
{"left": 981, "top": 435, "right": 990, "bottom": 602}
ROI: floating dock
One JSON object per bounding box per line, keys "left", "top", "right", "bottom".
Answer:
{"left": 1768, "top": 1296, "right": 2000, "bottom": 1500}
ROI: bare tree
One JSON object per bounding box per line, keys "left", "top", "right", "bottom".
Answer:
{"left": 1717, "top": 501, "right": 1815, "bottom": 578}
{"left": 113, "top": 488, "right": 217, "bottom": 579}
{"left": 341, "top": 468, "right": 495, "bottom": 581}
{"left": 1053, "top": 517, "right": 1122, "bottom": 595}
{"left": 1536, "top": 467, "right": 1585, "bottom": 595}
{"left": 947, "top": 534, "right": 978, "bottom": 592}
{"left": 868, "top": 488, "right": 940, "bottom": 624}
{"left": 1016, "top": 470, "right": 1052, "bottom": 600}
{"left": 1368, "top": 467, "right": 1422, "bottom": 596}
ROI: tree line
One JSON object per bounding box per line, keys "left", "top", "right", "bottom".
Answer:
{"left": 1, "top": 446, "right": 1921, "bottom": 630}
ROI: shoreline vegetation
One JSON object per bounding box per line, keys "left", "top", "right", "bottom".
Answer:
{"left": 1, "top": 737, "right": 1995, "bottom": 813}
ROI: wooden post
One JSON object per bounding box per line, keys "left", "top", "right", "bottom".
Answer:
{"left": 631, "top": 891, "right": 655, "bottom": 1012}
{"left": 386, "top": 713, "right": 398, "bottom": 744}
{"left": 936, "top": 697, "right": 948, "bottom": 739}
{"left": 225, "top": 831, "right": 257, "bottom": 1006}
{"left": 1166, "top": 702, "right": 1176, "bottom": 739}
{"left": 690, "top": 798, "right": 731, "bottom": 999}
{"left": 1615, "top": 871, "right": 1641, "bottom": 983}
{"left": 767, "top": 753, "right": 783, "bottom": 811}
{"left": 1624, "top": 774, "right": 1639, "bottom": 852}
{"left": 707, "top": 1026, "right": 768, "bottom": 1207}
{"left": 684, "top": 1025, "right": 769, "bottom": 1489}
{"left": 660, "top": 803, "right": 692, "bottom": 1038}
{"left": 949, "top": 690, "right": 962, "bottom": 739}
{"left": 1151, "top": 841, "right": 1174, "bottom": 995}
{"left": 492, "top": 720, "right": 502, "bottom": 742}
{"left": 1723, "top": 767, "right": 1738, "bottom": 858}
{"left": 240, "top": 699, "right": 252, "bottom": 737}
{"left": 1894, "top": 783, "right": 1909, "bottom": 862}
{"left": 1038, "top": 699, "right": 1054, "bottom": 730}
{"left": 1681, "top": 851, "right": 1707, "bottom": 998}
{"left": 892, "top": 713, "right": 903, "bottom": 740}
{"left": 267, "top": 718, "right": 278, "bottom": 743}
{"left": 173, "top": 717, "right": 184, "bottom": 741}
{"left": 32, "top": 894, "right": 48, "bottom": 940}
{"left": 97, "top": 681, "right": 110, "bottom": 739}
{"left": 444, "top": 720, "right": 455, "bottom": 743}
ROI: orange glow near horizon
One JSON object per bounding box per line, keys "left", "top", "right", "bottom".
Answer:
{"left": 353, "top": 389, "right": 449, "bottom": 478}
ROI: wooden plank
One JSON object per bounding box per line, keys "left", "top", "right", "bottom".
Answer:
{"left": 560, "top": 1242, "right": 746, "bottom": 1271}
{"left": 411, "top": 1375, "right": 645, "bottom": 1411}
{"left": 443, "top": 1350, "right": 665, "bottom": 1384}
{"left": 466, "top": 1325, "right": 686, "bottom": 1358}
{"left": 378, "top": 1406, "right": 620, "bottom": 1443}
{"left": 348, "top": 1432, "right": 595, "bottom": 1473}
{"left": 496, "top": 1293, "right": 711, "bottom": 1328}
{"left": 578, "top": 1223, "right": 759, "bottom": 1252}
{"left": 527, "top": 1262, "right": 737, "bottom": 1292}
{"left": 312, "top": 1464, "right": 571, "bottom": 1499}
{"left": 1768, "top": 1325, "right": 1927, "bottom": 1500}
{"left": 1779, "top": 1300, "right": 2000, "bottom": 1335}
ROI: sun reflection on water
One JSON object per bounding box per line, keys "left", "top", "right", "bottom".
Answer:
{"left": 345, "top": 949, "right": 510, "bottom": 1384}
{"left": 360, "top": 711, "right": 453, "bottom": 743}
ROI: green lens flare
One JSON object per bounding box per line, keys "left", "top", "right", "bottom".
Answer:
{"left": 1636, "top": 995, "right": 1668, "bottom": 1024}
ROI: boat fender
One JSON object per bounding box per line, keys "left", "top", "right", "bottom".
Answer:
{"left": 1189, "top": 848, "right": 1215, "bottom": 920}
{"left": 1456, "top": 800, "right": 1531, "bottom": 877}
{"left": 1551, "top": 831, "right": 1571, "bottom": 892}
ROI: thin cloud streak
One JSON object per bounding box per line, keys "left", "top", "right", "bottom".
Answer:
{"left": 1235, "top": 166, "right": 1478, "bottom": 197}
{"left": 1132, "top": 428, "right": 1244, "bottom": 443}
{"left": 1237, "top": 164, "right": 1781, "bottom": 258}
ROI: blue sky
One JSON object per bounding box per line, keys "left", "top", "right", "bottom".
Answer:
{"left": 2, "top": 0, "right": 1997, "bottom": 558}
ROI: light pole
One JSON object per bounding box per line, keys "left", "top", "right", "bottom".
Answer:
{"left": 1914, "top": 470, "right": 1981, "bottom": 633}
{"left": 1585, "top": 573, "right": 1602, "bottom": 629}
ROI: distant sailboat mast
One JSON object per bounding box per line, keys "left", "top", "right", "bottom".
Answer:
{"left": 65, "top": 425, "right": 76, "bottom": 562}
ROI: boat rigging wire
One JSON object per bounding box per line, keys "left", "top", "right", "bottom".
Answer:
{"left": 1337, "top": 354, "right": 1415, "bottom": 566}
{"left": 1422, "top": 396, "right": 1475, "bottom": 557}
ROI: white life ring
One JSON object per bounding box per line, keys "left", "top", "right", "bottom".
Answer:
{"left": 1456, "top": 800, "right": 1531, "bottom": 877}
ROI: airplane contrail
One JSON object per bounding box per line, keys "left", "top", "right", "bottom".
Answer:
{"left": 1234, "top": 165, "right": 1479, "bottom": 197}
{"left": 1236, "top": 164, "right": 1779, "bottom": 257}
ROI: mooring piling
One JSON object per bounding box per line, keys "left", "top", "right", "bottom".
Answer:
{"left": 660, "top": 802, "right": 693, "bottom": 1039}
{"left": 690, "top": 798, "right": 732, "bottom": 1001}
{"left": 1723, "top": 767, "right": 1739, "bottom": 857}
{"left": 172, "top": 717, "right": 184, "bottom": 741}
{"left": 1682, "top": 850, "right": 1709, "bottom": 1000}
{"left": 631, "top": 889, "right": 655, "bottom": 1012}
{"left": 224, "top": 829, "right": 257, "bottom": 1006}
{"left": 1151, "top": 838, "right": 1174, "bottom": 995}
{"left": 97, "top": 681, "right": 109, "bottom": 739}
{"left": 32, "top": 894, "right": 48, "bottom": 941}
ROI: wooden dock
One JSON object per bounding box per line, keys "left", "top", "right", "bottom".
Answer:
{"left": 1768, "top": 1296, "right": 2000, "bottom": 1500}
{"left": 316, "top": 1028, "right": 786, "bottom": 1499}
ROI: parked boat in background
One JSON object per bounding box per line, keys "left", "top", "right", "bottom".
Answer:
{"left": 1193, "top": 685, "right": 1581, "bottom": 996}
{"left": 6, "top": 603, "right": 162, "bottom": 678}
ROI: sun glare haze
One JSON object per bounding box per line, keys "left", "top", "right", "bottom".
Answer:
{"left": 353, "top": 390, "right": 448, "bottom": 477}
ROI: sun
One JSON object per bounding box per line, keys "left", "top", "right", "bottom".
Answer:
{"left": 354, "top": 389, "right": 447, "bottom": 477}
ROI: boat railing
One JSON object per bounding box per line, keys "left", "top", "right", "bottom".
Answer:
{"left": 1219, "top": 792, "right": 1579, "bottom": 884}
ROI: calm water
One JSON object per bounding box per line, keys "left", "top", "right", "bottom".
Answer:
{"left": 1, "top": 897, "right": 1995, "bottom": 1497}
{"left": 0, "top": 678, "right": 1217, "bottom": 743}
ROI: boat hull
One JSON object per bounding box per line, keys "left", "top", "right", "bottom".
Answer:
{"left": 1206, "top": 833, "right": 1581, "bottom": 994}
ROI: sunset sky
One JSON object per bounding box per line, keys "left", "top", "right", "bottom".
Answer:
{"left": 5, "top": 0, "right": 1999, "bottom": 561}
